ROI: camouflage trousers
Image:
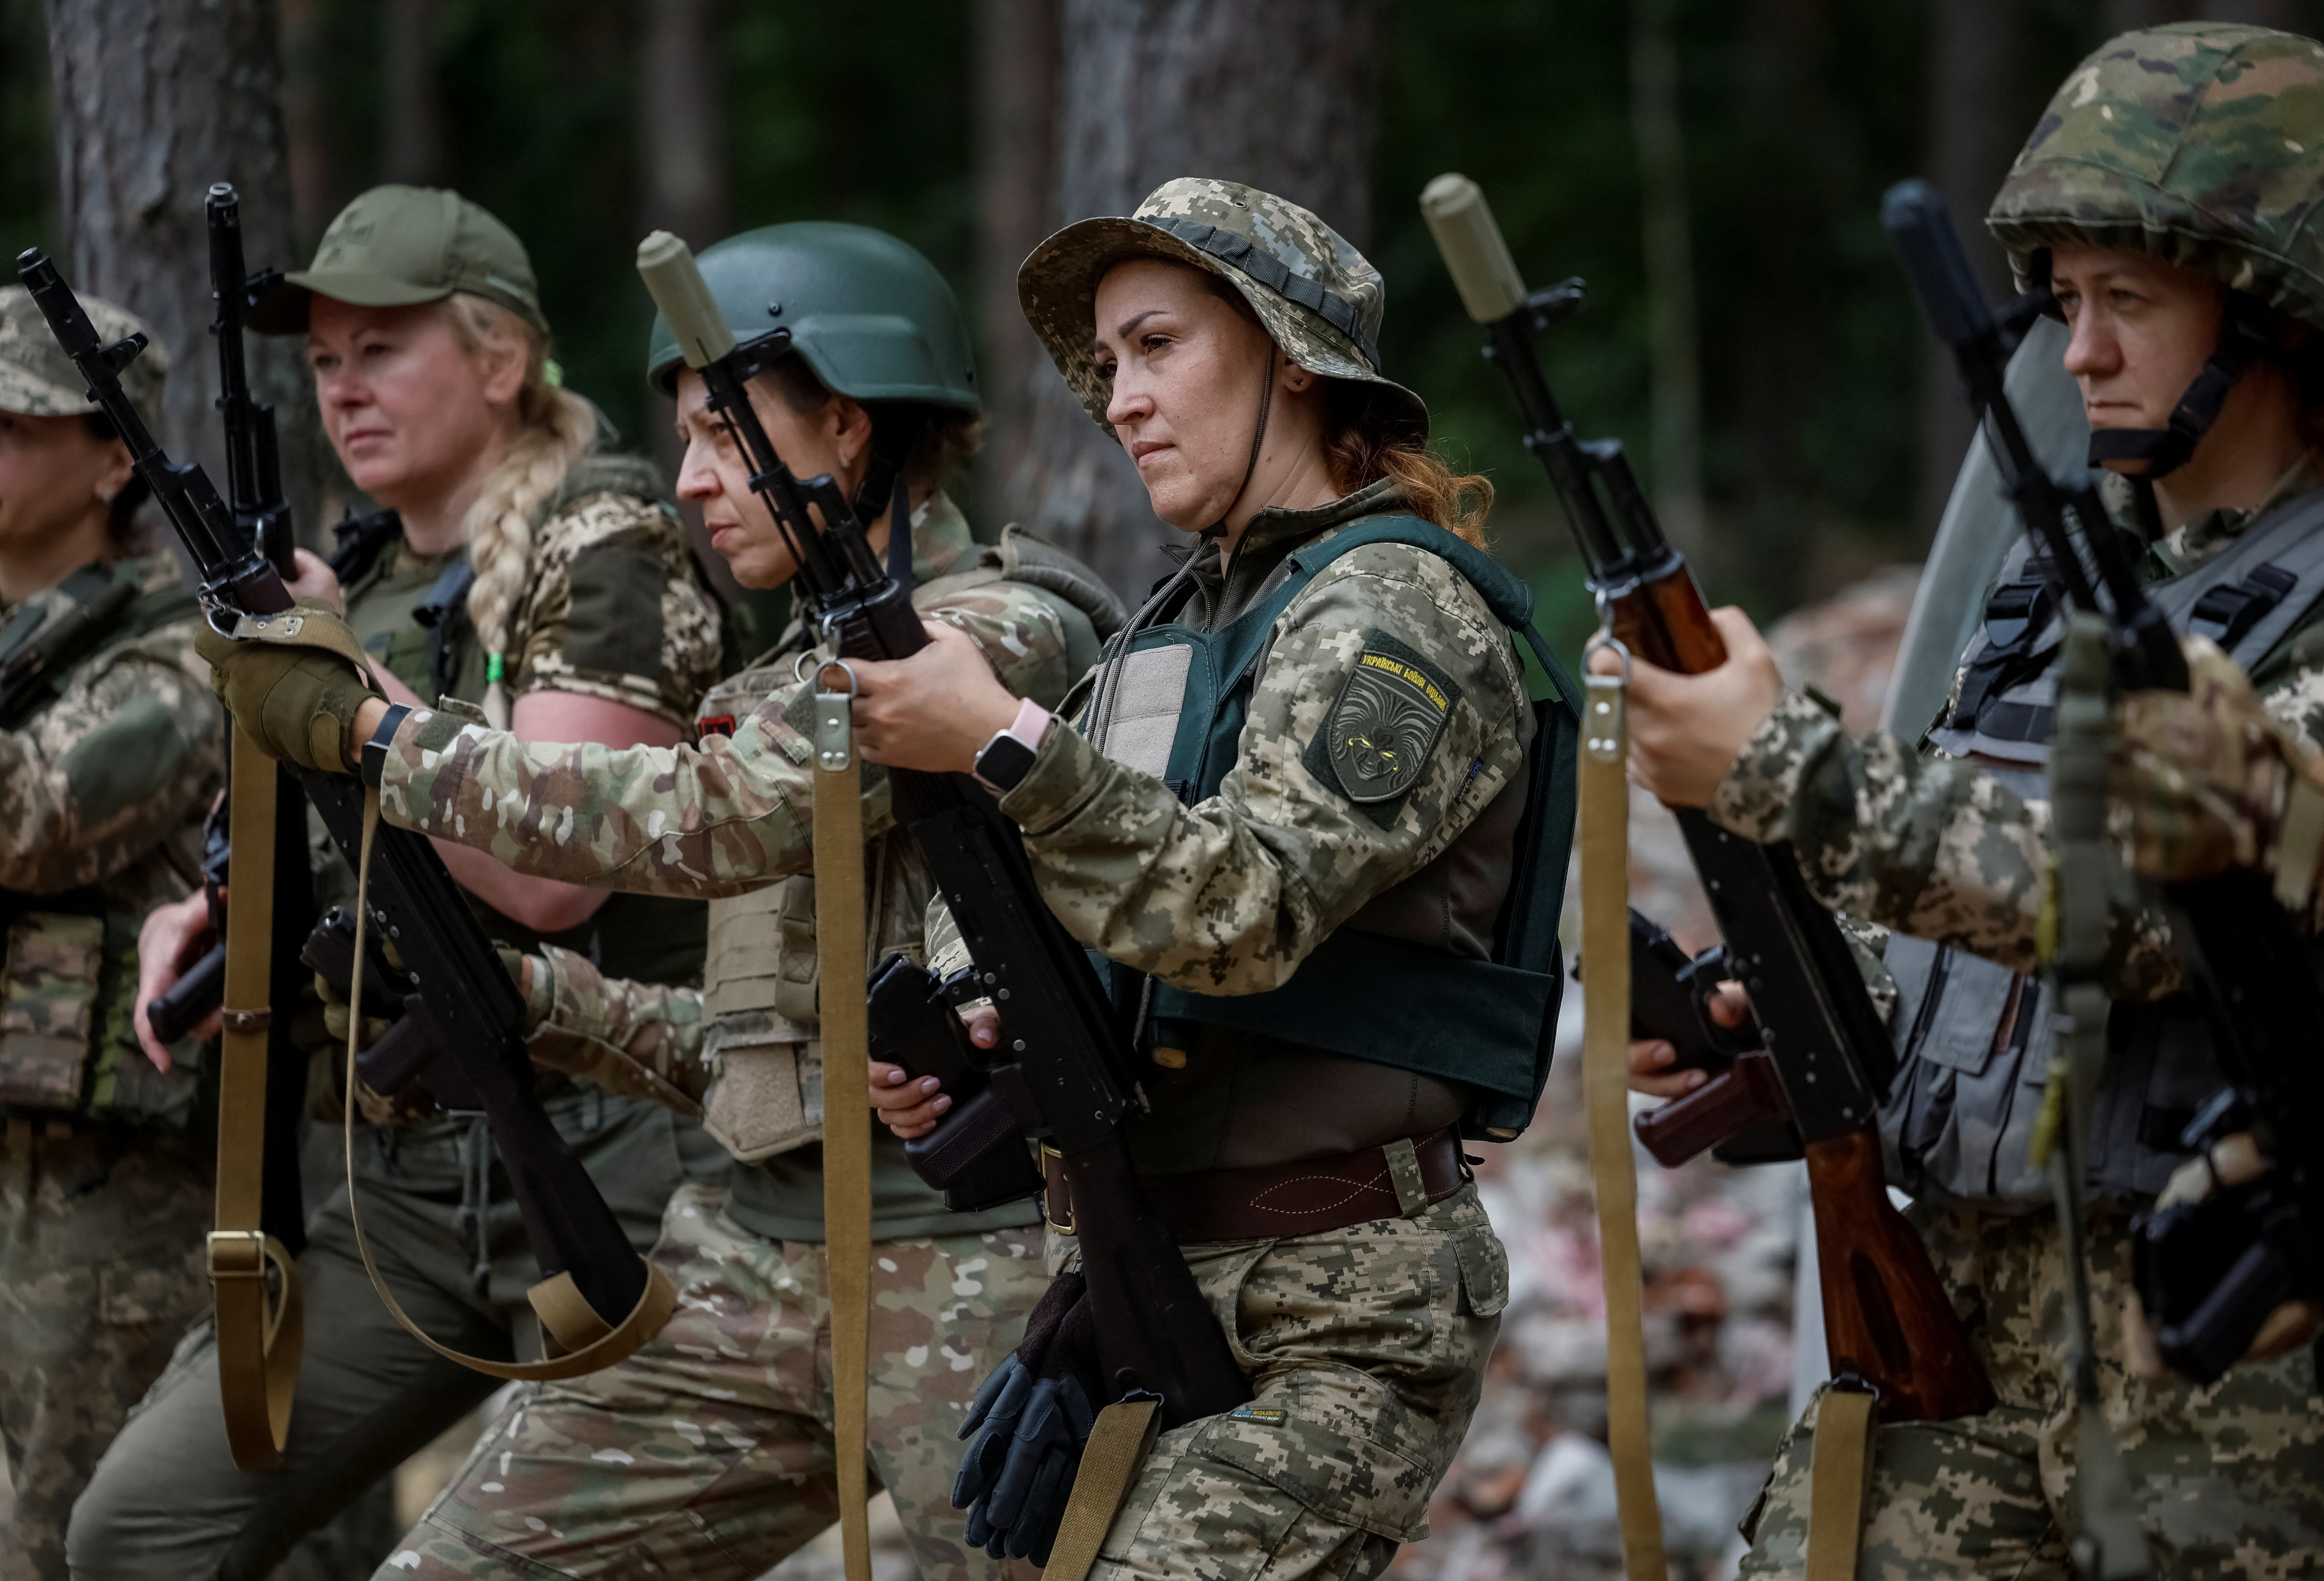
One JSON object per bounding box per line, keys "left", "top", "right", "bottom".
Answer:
{"left": 376, "top": 1181, "right": 1050, "bottom": 1581}
{"left": 1738, "top": 1205, "right": 2324, "bottom": 1579}
{"left": 1080, "top": 1184, "right": 1508, "bottom": 1581}
{"left": 68, "top": 1086, "right": 712, "bottom": 1581}
{"left": 0, "top": 1120, "right": 210, "bottom": 1581}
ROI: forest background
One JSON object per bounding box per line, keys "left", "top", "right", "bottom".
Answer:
{"left": 17, "top": 0, "right": 2324, "bottom": 656}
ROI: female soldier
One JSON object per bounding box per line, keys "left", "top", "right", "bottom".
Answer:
{"left": 0, "top": 292, "right": 221, "bottom": 1581}
{"left": 202, "top": 182, "right": 1566, "bottom": 1580}
{"left": 1611, "top": 24, "right": 2324, "bottom": 1579}
{"left": 359, "top": 221, "right": 1122, "bottom": 1581}
{"left": 847, "top": 179, "right": 1565, "bottom": 1579}
{"left": 70, "top": 185, "right": 727, "bottom": 1581}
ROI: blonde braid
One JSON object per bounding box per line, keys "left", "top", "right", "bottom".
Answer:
{"left": 439, "top": 294, "right": 600, "bottom": 727}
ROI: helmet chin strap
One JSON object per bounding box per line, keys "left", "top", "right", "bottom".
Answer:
{"left": 2061, "top": 248, "right": 2278, "bottom": 483}
{"left": 1205, "top": 355, "right": 1279, "bottom": 555}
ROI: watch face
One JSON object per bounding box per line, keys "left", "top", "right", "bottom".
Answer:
{"left": 977, "top": 732, "right": 1039, "bottom": 792}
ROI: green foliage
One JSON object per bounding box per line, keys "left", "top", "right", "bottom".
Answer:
{"left": 283, "top": 0, "right": 971, "bottom": 452}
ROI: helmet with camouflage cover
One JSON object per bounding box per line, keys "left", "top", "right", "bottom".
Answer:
{"left": 1016, "top": 177, "right": 1428, "bottom": 448}
{"left": 1988, "top": 23, "right": 2324, "bottom": 473}
{"left": 643, "top": 222, "right": 979, "bottom": 413}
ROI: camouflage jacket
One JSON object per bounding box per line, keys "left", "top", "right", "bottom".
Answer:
{"left": 376, "top": 493, "right": 1085, "bottom": 896}
{"left": 1713, "top": 465, "right": 2324, "bottom": 995}
{"left": 0, "top": 555, "right": 222, "bottom": 1124}
{"left": 933, "top": 479, "right": 1531, "bottom": 996}
{"left": 0, "top": 556, "right": 219, "bottom": 906}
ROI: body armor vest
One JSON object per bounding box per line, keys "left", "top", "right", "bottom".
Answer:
{"left": 1088, "top": 515, "right": 1580, "bottom": 1141}
{"left": 0, "top": 562, "right": 209, "bottom": 1129}
{"left": 698, "top": 525, "right": 1124, "bottom": 1163}
{"left": 1888, "top": 490, "right": 2324, "bottom": 1210}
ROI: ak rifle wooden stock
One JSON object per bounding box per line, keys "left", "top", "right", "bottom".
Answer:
{"left": 1423, "top": 173, "right": 1991, "bottom": 1422}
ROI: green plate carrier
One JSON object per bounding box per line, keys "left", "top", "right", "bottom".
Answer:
{"left": 1110, "top": 514, "right": 1580, "bottom": 1141}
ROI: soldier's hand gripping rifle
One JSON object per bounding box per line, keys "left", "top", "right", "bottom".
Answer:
{"left": 1885, "top": 179, "right": 2324, "bottom": 1387}
{"left": 634, "top": 231, "right": 1249, "bottom": 1437}
{"left": 1423, "top": 174, "right": 1991, "bottom": 1422}
{"left": 16, "top": 245, "right": 669, "bottom": 1387}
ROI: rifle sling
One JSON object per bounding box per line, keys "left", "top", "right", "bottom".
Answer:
{"left": 1579, "top": 664, "right": 1668, "bottom": 1579}
{"left": 1045, "top": 1396, "right": 1163, "bottom": 1581}
{"left": 2041, "top": 617, "right": 2156, "bottom": 1580}
{"left": 211, "top": 722, "right": 303, "bottom": 1469}
{"left": 1805, "top": 1382, "right": 1878, "bottom": 1581}
{"left": 335, "top": 786, "right": 677, "bottom": 1381}
{"left": 811, "top": 679, "right": 875, "bottom": 1581}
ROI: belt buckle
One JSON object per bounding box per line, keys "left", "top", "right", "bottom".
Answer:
{"left": 206, "top": 1229, "right": 270, "bottom": 1278}
{"left": 1040, "top": 1144, "right": 1075, "bottom": 1236}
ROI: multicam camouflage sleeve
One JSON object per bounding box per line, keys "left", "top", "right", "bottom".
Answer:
{"left": 991, "top": 543, "right": 1528, "bottom": 993}
{"left": 376, "top": 581, "right": 1075, "bottom": 897}
{"left": 0, "top": 608, "right": 222, "bottom": 897}
{"left": 519, "top": 942, "right": 711, "bottom": 1115}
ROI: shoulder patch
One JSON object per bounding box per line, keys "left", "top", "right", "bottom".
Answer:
{"left": 1306, "top": 628, "right": 1462, "bottom": 806}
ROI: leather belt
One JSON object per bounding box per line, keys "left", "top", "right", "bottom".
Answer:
{"left": 1043, "top": 1128, "right": 1469, "bottom": 1243}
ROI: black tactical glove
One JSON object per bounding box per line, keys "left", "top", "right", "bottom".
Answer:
{"left": 953, "top": 1270, "right": 1107, "bottom": 1565}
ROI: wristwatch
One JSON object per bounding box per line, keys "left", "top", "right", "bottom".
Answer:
{"left": 973, "top": 699, "right": 1051, "bottom": 794}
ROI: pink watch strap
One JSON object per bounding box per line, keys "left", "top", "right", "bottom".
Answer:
{"left": 1006, "top": 698, "right": 1052, "bottom": 750}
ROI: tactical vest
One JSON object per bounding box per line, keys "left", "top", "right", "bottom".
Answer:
{"left": 698, "top": 524, "right": 1127, "bottom": 1163}
{"left": 1089, "top": 514, "right": 1580, "bottom": 1141}
{"left": 1888, "top": 488, "right": 2324, "bottom": 1210}
{"left": 0, "top": 561, "right": 211, "bottom": 1130}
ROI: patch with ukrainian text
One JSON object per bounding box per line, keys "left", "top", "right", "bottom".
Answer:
{"left": 1307, "top": 629, "right": 1459, "bottom": 807}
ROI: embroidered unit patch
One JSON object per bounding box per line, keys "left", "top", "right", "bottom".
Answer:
{"left": 1316, "top": 632, "right": 1458, "bottom": 804}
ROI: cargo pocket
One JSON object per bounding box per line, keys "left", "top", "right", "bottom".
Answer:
{"left": 1188, "top": 1380, "right": 1440, "bottom": 1543}
{"left": 1453, "top": 1223, "right": 1508, "bottom": 1319}
{"left": 0, "top": 912, "right": 103, "bottom": 1112}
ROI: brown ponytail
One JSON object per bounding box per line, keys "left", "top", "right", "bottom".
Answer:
{"left": 1322, "top": 386, "right": 1493, "bottom": 548}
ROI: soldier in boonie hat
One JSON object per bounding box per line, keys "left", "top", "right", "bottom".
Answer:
{"left": 1018, "top": 175, "right": 1428, "bottom": 447}
{"left": 0, "top": 284, "right": 166, "bottom": 429}
{"left": 246, "top": 183, "right": 547, "bottom": 336}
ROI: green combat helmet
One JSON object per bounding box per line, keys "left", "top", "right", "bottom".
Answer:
{"left": 644, "top": 222, "right": 978, "bottom": 413}
{"left": 644, "top": 222, "right": 979, "bottom": 527}
{"left": 1989, "top": 22, "right": 2324, "bottom": 477}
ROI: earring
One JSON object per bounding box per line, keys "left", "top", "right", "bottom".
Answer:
{"left": 99, "top": 487, "right": 116, "bottom": 502}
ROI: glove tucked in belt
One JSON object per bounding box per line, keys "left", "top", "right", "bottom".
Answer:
{"left": 1043, "top": 1127, "right": 1469, "bottom": 1242}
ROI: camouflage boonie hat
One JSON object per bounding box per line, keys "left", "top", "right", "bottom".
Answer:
{"left": 249, "top": 184, "right": 548, "bottom": 337}
{"left": 1017, "top": 177, "right": 1427, "bottom": 445}
{"left": 1989, "top": 23, "right": 2324, "bottom": 329}
{"left": 0, "top": 285, "right": 166, "bottom": 427}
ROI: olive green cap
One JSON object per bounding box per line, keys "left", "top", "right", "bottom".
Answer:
{"left": 0, "top": 285, "right": 167, "bottom": 426}
{"left": 1017, "top": 176, "right": 1428, "bottom": 446}
{"left": 249, "top": 184, "right": 547, "bottom": 336}
{"left": 1989, "top": 23, "right": 2324, "bottom": 330}
{"left": 644, "top": 221, "right": 979, "bottom": 412}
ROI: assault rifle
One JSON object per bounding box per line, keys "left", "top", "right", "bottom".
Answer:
{"left": 635, "top": 231, "right": 1249, "bottom": 1430}
{"left": 1423, "top": 173, "right": 1991, "bottom": 1422}
{"left": 1885, "top": 178, "right": 2324, "bottom": 1385}
{"left": 17, "top": 243, "right": 657, "bottom": 1348}
{"left": 144, "top": 185, "right": 304, "bottom": 1051}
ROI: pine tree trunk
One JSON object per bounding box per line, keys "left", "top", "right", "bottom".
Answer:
{"left": 382, "top": 0, "right": 440, "bottom": 187}
{"left": 45, "top": 0, "right": 322, "bottom": 549}
{"left": 974, "top": 0, "right": 1060, "bottom": 541}
{"left": 1005, "top": 0, "right": 1386, "bottom": 598}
